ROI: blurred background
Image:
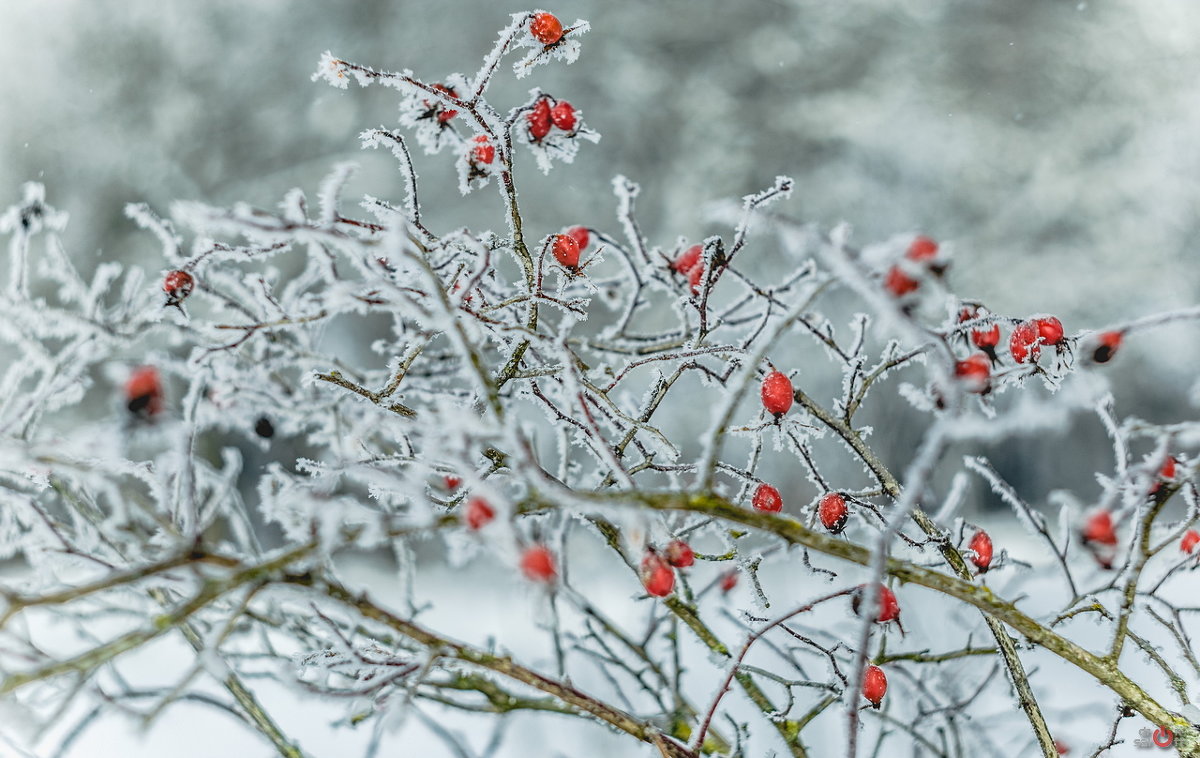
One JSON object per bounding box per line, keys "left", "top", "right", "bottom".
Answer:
{"left": 2, "top": 1, "right": 1199, "bottom": 755}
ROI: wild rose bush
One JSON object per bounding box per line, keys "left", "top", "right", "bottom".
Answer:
{"left": 1, "top": 10, "right": 1199, "bottom": 758}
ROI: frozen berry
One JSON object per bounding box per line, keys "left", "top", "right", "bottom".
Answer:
{"left": 884, "top": 265, "right": 919, "bottom": 297}
{"left": 719, "top": 570, "right": 738, "bottom": 593}
{"left": 1055, "top": 740, "right": 1069, "bottom": 755}
{"left": 464, "top": 496, "right": 496, "bottom": 530}
{"left": 530, "top": 12, "right": 564, "bottom": 45}
{"left": 528, "top": 98, "right": 552, "bottom": 140}
{"left": 761, "top": 370, "right": 794, "bottom": 416}
{"left": 471, "top": 135, "right": 495, "bottom": 165}
{"left": 818, "top": 492, "right": 848, "bottom": 534}
{"left": 1181, "top": 529, "right": 1200, "bottom": 554}
{"left": 852, "top": 583, "right": 900, "bottom": 624}
{"left": 1009, "top": 320, "right": 1042, "bottom": 364}
{"left": 752, "top": 483, "right": 783, "bottom": 513}
{"left": 552, "top": 233, "right": 580, "bottom": 268}
{"left": 664, "top": 539, "right": 695, "bottom": 568}
{"left": 427, "top": 84, "right": 459, "bottom": 123}
{"left": 163, "top": 269, "right": 194, "bottom": 306}
{"left": 1035, "top": 316, "right": 1065, "bottom": 346}
{"left": 862, "top": 665, "right": 888, "bottom": 708}
{"left": 905, "top": 235, "right": 939, "bottom": 262}
{"left": 969, "top": 529, "right": 993, "bottom": 572}
{"left": 443, "top": 475, "right": 462, "bottom": 491}
{"left": 954, "top": 352, "right": 991, "bottom": 392}
{"left": 1160, "top": 455, "right": 1178, "bottom": 481}
{"left": 641, "top": 552, "right": 675, "bottom": 597}
{"left": 550, "top": 100, "right": 576, "bottom": 131}
{"left": 1082, "top": 510, "right": 1117, "bottom": 546}
{"left": 520, "top": 545, "right": 557, "bottom": 582}
{"left": 672, "top": 244, "right": 703, "bottom": 275}
{"left": 565, "top": 225, "right": 589, "bottom": 250}
{"left": 686, "top": 261, "right": 706, "bottom": 295}
{"left": 1091, "top": 331, "right": 1122, "bottom": 364}
{"left": 254, "top": 417, "right": 274, "bottom": 438}
{"left": 125, "top": 366, "right": 164, "bottom": 417}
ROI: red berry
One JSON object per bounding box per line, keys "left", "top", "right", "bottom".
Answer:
{"left": 1181, "top": 529, "right": 1200, "bottom": 554}
{"left": 973, "top": 323, "right": 1000, "bottom": 350}
{"left": 751, "top": 483, "right": 783, "bottom": 513}
{"left": 969, "top": 529, "right": 993, "bottom": 572}
{"left": 760, "top": 370, "right": 794, "bottom": 416}
{"left": 529, "top": 12, "right": 564, "bottom": 45}
{"left": 1092, "top": 331, "right": 1122, "bottom": 364}
{"left": 471, "top": 135, "right": 495, "bottom": 165}
{"left": 641, "top": 552, "right": 675, "bottom": 597}
{"left": 1035, "top": 316, "right": 1065, "bottom": 346}
{"left": 1161, "top": 455, "right": 1178, "bottom": 481}
{"left": 818, "top": 493, "right": 848, "bottom": 534}
{"left": 672, "top": 244, "right": 703, "bottom": 275}
{"left": 1055, "top": 740, "right": 1069, "bottom": 755}
{"left": 443, "top": 475, "right": 462, "bottom": 491}
{"left": 565, "top": 225, "right": 589, "bottom": 250}
{"left": 686, "top": 262, "right": 705, "bottom": 295}
{"left": 664, "top": 539, "right": 695, "bottom": 568}
{"left": 125, "top": 366, "right": 164, "bottom": 417}
{"left": 852, "top": 584, "right": 900, "bottom": 623}
{"left": 464, "top": 497, "right": 495, "bottom": 530}
{"left": 954, "top": 352, "right": 991, "bottom": 392}
{"left": 163, "top": 269, "right": 194, "bottom": 305}
{"left": 884, "top": 265, "right": 919, "bottom": 297}
{"left": 550, "top": 101, "right": 576, "bottom": 131}
{"left": 552, "top": 233, "right": 580, "bottom": 268}
{"left": 528, "top": 99, "right": 552, "bottom": 140}
{"left": 862, "top": 665, "right": 888, "bottom": 707}
{"left": 719, "top": 570, "right": 738, "bottom": 593}
{"left": 905, "top": 235, "right": 939, "bottom": 262}
{"left": 1082, "top": 510, "right": 1117, "bottom": 546}
{"left": 1009, "top": 320, "right": 1042, "bottom": 364}
{"left": 520, "top": 545, "right": 557, "bottom": 582}
{"left": 427, "top": 83, "right": 458, "bottom": 123}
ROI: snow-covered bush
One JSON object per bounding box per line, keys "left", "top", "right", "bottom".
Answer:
{"left": 2, "top": 9, "right": 1200, "bottom": 758}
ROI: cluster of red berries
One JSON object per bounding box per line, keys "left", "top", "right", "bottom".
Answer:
{"left": 550, "top": 225, "right": 589, "bottom": 269}
{"left": 640, "top": 539, "right": 694, "bottom": 597}
{"left": 948, "top": 306, "right": 1069, "bottom": 394}
{"left": 1008, "top": 316, "right": 1065, "bottom": 365}
{"left": 527, "top": 96, "right": 577, "bottom": 142}
{"left": 884, "top": 235, "right": 944, "bottom": 298}
{"left": 1080, "top": 456, "right": 1181, "bottom": 567}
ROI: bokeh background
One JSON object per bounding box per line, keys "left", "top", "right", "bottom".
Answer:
{"left": 2, "top": 1, "right": 1199, "bottom": 755}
